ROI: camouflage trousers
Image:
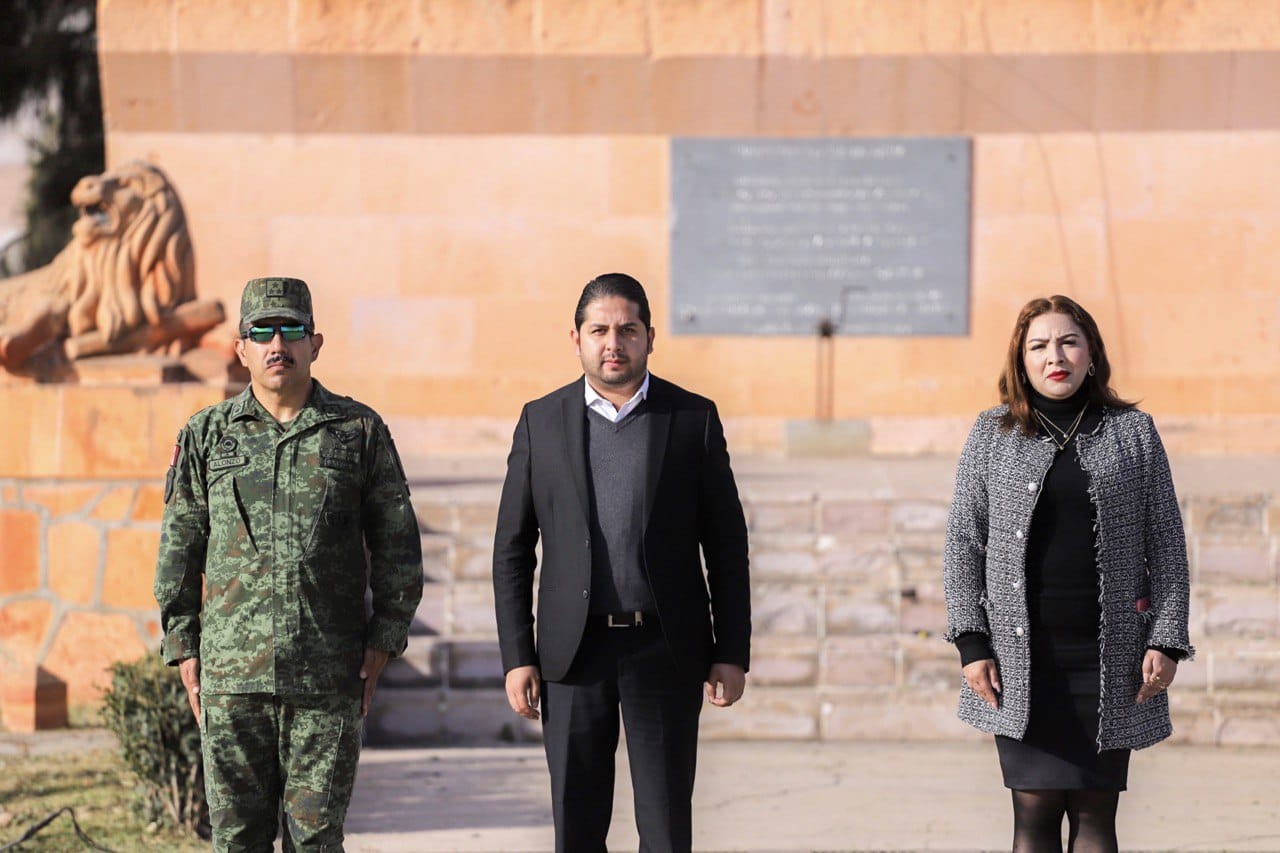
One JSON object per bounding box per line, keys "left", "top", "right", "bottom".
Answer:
{"left": 202, "top": 692, "right": 363, "bottom": 852}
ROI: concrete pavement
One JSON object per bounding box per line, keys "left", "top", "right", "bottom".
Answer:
{"left": 344, "top": 740, "right": 1280, "bottom": 851}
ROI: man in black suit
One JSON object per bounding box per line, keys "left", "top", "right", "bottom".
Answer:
{"left": 493, "top": 273, "right": 751, "bottom": 852}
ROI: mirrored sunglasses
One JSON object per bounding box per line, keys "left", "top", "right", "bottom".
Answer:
{"left": 243, "top": 323, "right": 310, "bottom": 343}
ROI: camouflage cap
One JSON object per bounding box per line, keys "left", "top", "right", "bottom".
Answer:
{"left": 239, "top": 276, "right": 314, "bottom": 328}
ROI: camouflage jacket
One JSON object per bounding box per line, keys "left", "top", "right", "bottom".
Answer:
{"left": 154, "top": 381, "right": 423, "bottom": 696}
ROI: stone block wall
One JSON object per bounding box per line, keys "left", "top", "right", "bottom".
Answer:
{"left": 95, "top": 1, "right": 1280, "bottom": 455}
{"left": 0, "top": 382, "right": 228, "bottom": 725}
{"left": 0, "top": 480, "right": 166, "bottom": 714}
{"left": 2, "top": 436, "right": 1276, "bottom": 742}
{"left": 366, "top": 462, "right": 1280, "bottom": 746}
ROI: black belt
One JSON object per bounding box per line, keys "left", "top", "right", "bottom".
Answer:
{"left": 588, "top": 610, "right": 654, "bottom": 629}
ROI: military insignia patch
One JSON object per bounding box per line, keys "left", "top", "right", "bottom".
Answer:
{"left": 327, "top": 425, "right": 360, "bottom": 444}
{"left": 267, "top": 280, "right": 285, "bottom": 296}
{"left": 320, "top": 426, "right": 360, "bottom": 469}
{"left": 217, "top": 436, "right": 238, "bottom": 454}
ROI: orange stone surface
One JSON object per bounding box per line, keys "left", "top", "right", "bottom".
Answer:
{"left": 21, "top": 484, "right": 104, "bottom": 519}
{"left": 91, "top": 486, "right": 137, "bottom": 522}
{"left": 0, "top": 599, "right": 55, "bottom": 665}
{"left": 42, "top": 611, "right": 149, "bottom": 707}
{"left": 132, "top": 484, "right": 167, "bottom": 522}
{"left": 98, "top": 117, "right": 1280, "bottom": 452}
{"left": 47, "top": 522, "right": 102, "bottom": 605}
{"left": 102, "top": 528, "right": 163, "bottom": 610}
{"left": 0, "top": 385, "right": 228, "bottom": 478}
{"left": 0, "top": 508, "right": 41, "bottom": 595}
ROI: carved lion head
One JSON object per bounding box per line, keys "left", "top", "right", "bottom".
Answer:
{"left": 64, "top": 161, "right": 195, "bottom": 342}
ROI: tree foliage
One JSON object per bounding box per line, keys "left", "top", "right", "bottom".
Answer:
{"left": 0, "top": 0, "right": 104, "bottom": 272}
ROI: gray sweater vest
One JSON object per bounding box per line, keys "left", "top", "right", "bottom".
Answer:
{"left": 584, "top": 406, "right": 655, "bottom": 614}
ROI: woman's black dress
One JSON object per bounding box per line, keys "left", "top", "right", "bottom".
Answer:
{"left": 993, "top": 389, "right": 1130, "bottom": 791}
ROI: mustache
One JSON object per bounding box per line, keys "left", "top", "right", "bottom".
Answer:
{"left": 266, "top": 353, "right": 295, "bottom": 368}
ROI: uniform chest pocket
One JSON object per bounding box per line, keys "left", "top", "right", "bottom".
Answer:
{"left": 319, "top": 426, "right": 361, "bottom": 471}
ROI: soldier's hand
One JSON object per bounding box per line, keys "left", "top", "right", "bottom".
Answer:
{"left": 360, "top": 648, "right": 391, "bottom": 718}
{"left": 505, "top": 665, "right": 541, "bottom": 721}
{"left": 705, "top": 663, "right": 746, "bottom": 708}
{"left": 178, "top": 657, "right": 201, "bottom": 727}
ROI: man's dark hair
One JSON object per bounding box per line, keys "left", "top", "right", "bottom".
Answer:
{"left": 574, "top": 273, "right": 651, "bottom": 329}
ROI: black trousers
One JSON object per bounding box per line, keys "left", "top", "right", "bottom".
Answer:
{"left": 541, "top": 621, "right": 704, "bottom": 853}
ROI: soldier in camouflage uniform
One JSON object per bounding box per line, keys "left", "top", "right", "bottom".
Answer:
{"left": 154, "top": 276, "right": 423, "bottom": 852}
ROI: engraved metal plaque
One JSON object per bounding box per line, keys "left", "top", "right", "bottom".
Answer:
{"left": 670, "top": 137, "right": 971, "bottom": 336}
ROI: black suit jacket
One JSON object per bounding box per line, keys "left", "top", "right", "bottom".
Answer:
{"left": 493, "top": 375, "right": 751, "bottom": 683}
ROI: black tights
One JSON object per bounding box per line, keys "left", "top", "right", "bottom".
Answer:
{"left": 1011, "top": 789, "right": 1119, "bottom": 853}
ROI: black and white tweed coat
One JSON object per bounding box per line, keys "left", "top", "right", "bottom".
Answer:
{"left": 943, "top": 404, "right": 1194, "bottom": 750}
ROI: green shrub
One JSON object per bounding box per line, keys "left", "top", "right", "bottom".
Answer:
{"left": 100, "top": 655, "right": 208, "bottom": 839}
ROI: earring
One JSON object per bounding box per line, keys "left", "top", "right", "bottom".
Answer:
{"left": 1087, "top": 363, "right": 1096, "bottom": 376}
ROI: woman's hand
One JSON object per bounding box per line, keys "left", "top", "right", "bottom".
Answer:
{"left": 1136, "top": 648, "right": 1178, "bottom": 704}
{"left": 963, "top": 658, "right": 1002, "bottom": 709}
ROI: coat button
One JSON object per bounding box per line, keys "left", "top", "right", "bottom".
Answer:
{"left": 1014, "top": 529, "right": 1023, "bottom": 539}
{"left": 1012, "top": 579, "right": 1022, "bottom": 589}
{"left": 1027, "top": 481, "right": 1037, "bottom": 493}
{"left": 582, "top": 589, "right": 589, "bottom": 599}
{"left": 1015, "top": 626, "right": 1024, "bottom": 637}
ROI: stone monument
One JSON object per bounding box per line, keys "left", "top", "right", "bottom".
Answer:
{"left": 0, "top": 160, "right": 227, "bottom": 379}
{"left": 0, "top": 162, "right": 232, "bottom": 730}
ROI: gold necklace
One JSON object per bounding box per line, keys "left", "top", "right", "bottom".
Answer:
{"left": 1033, "top": 402, "right": 1088, "bottom": 451}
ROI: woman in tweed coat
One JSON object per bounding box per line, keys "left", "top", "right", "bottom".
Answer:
{"left": 943, "top": 295, "right": 1193, "bottom": 852}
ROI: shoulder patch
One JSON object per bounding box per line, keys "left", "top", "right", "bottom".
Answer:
{"left": 381, "top": 423, "right": 410, "bottom": 489}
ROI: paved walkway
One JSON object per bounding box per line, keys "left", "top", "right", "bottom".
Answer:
{"left": 345, "top": 741, "right": 1280, "bottom": 851}
{"left": 4, "top": 722, "right": 1278, "bottom": 850}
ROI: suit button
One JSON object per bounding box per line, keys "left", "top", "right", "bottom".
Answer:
{"left": 1014, "top": 529, "right": 1023, "bottom": 539}
{"left": 584, "top": 538, "right": 591, "bottom": 549}
{"left": 582, "top": 589, "right": 589, "bottom": 599}
{"left": 1012, "top": 579, "right": 1022, "bottom": 589}
{"left": 1015, "top": 626, "right": 1025, "bottom": 637}
{"left": 1027, "top": 481, "right": 1037, "bottom": 492}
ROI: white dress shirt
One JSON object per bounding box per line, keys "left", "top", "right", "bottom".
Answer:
{"left": 584, "top": 373, "right": 650, "bottom": 423}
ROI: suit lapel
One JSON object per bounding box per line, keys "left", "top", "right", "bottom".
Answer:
{"left": 643, "top": 378, "right": 671, "bottom": 530}
{"left": 561, "top": 387, "right": 591, "bottom": 524}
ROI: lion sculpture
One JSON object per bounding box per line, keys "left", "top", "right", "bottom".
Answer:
{"left": 0, "top": 160, "right": 221, "bottom": 372}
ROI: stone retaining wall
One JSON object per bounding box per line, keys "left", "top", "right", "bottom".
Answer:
{"left": 366, "top": 479, "right": 1279, "bottom": 746}
{"left": 0, "top": 480, "right": 164, "bottom": 720}
{"left": 0, "top": 381, "right": 227, "bottom": 728}
{"left": 2, "top": 455, "right": 1275, "bottom": 743}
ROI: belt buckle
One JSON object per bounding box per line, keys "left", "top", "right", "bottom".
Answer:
{"left": 607, "top": 611, "right": 642, "bottom": 628}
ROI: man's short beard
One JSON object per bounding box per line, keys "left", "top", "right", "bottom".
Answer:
{"left": 596, "top": 361, "right": 643, "bottom": 386}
